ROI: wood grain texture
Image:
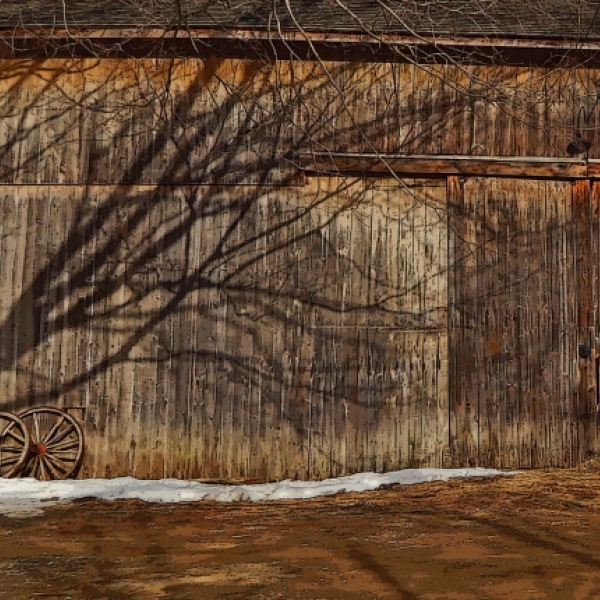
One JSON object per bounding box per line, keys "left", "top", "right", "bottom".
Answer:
{"left": 0, "top": 179, "right": 447, "bottom": 480}
{"left": 0, "top": 57, "right": 599, "bottom": 478}
{"left": 0, "top": 59, "right": 600, "bottom": 190}
{"left": 301, "top": 154, "right": 589, "bottom": 179}
{"left": 448, "top": 177, "right": 584, "bottom": 468}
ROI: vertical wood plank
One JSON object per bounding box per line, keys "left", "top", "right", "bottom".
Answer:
{"left": 448, "top": 175, "right": 479, "bottom": 466}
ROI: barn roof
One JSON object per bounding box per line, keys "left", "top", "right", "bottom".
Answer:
{"left": 2, "top": 0, "right": 600, "bottom": 42}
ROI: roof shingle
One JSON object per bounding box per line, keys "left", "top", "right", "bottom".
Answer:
{"left": 1, "top": 0, "right": 599, "bottom": 41}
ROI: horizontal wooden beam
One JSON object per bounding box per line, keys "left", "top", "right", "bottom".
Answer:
{"left": 298, "top": 153, "right": 590, "bottom": 180}
{"left": 585, "top": 159, "right": 600, "bottom": 178}
{"left": 5, "top": 27, "right": 600, "bottom": 51}
{"left": 3, "top": 28, "right": 600, "bottom": 64}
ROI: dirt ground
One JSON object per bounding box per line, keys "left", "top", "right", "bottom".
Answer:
{"left": 3, "top": 468, "right": 600, "bottom": 599}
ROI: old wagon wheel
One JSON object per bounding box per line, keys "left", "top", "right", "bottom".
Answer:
{"left": 18, "top": 407, "right": 84, "bottom": 480}
{"left": 0, "top": 412, "right": 31, "bottom": 478}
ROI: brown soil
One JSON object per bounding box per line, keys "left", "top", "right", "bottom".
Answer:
{"left": 3, "top": 467, "right": 600, "bottom": 599}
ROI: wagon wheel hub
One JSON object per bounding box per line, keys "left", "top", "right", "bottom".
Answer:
{"left": 32, "top": 442, "right": 47, "bottom": 456}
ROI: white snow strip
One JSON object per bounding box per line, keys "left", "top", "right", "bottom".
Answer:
{"left": 0, "top": 468, "right": 518, "bottom": 517}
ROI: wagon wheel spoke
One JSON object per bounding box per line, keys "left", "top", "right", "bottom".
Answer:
{"left": 42, "top": 456, "right": 60, "bottom": 480}
{"left": 37, "top": 456, "right": 48, "bottom": 481}
{"left": 28, "top": 459, "right": 40, "bottom": 479}
{"left": 36, "top": 457, "right": 45, "bottom": 480}
{"left": 34, "top": 457, "right": 43, "bottom": 479}
{"left": 47, "top": 439, "right": 80, "bottom": 452}
{"left": 27, "top": 457, "right": 39, "bottom": 479}
{"left": 45, "top": 453, "right": 68, "bottom": 476}
{"left": 32, "top": 413, "right": 42, "bottom": 444}
{"left": 47, "top": 424, "right": 76, "bottom": 448}
{"left": 0, "top": 453, "right": 23, "bottom": 467}
{"left": 50, "top": 450, "right": 79, "bottom": 459}
{"left": 0, "top": 446, "right": 25, "bottom": 453}
{"left": 2, "top": 428, "right": 25, "bottom": 445}
{"left": 0, "top": 413, "right": 30, "bottom": 478}
{"left": 43, "top": 416, "right": 65, "bottom": 445}
{"left": 22, "top": 453, "right": 40, "bottom": 478}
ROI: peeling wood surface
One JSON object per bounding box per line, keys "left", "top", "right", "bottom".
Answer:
{"left": 3, "top": 175, "right": 597, "bottom": 477}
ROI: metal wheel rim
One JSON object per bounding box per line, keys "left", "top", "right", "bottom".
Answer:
{"left": 18, "top": 407, "right": 84, "bottom": 480}
{"left": 0, "top": 411, "right": 31, "bottom": 478}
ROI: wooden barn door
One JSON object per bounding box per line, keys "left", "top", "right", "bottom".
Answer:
{"left": 447, "top": 176, "right": 600, "bottom": 469}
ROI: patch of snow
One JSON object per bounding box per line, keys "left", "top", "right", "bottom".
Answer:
{"left": 0, "top": 468, "right": 518, "bottom": 517}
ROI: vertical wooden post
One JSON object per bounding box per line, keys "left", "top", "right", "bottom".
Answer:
{"left": 573, "top": 179, "right": 596, "bottom": 463}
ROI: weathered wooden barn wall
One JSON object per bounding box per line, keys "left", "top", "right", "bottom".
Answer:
{"left": 0, "top": 57, "right": 599, "bottom": 478}
{"left": 0, "top": 58, "right": 599, "bottom": 188}
{"left": 0, "top": 178, "right": 447, "bottom": 479}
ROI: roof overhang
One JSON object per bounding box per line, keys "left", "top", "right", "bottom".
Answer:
{"left": 1, "top": 27, "right": 600, "bottom": 64}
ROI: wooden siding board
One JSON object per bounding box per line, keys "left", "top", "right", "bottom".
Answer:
{"left": 593, "top": 182, "right": 600, "bottom": 457}
{"left": 448, "top": 175, "right": 479, "bottom": 466}
{"left": 0, "top": 190, "right": 20, "bottom": 408}
{"left": 530, "top": 179, "right": 548, "bottom": 467}
{"left": 302, "top": 154, "right": 589, "bottom": 179}
{"left": 477, "top": 179, "right": 494, "bottom": 467}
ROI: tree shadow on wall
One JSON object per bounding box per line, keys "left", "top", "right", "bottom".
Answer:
{"left": 0, "top": 56, "right": 543, "bottom": 477}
